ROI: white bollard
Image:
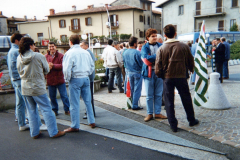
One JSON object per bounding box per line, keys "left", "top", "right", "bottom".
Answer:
{"left": 202, "top": 72, "right": 231, "bottom": 110}
{"left": 229, "top": 60, "right": 234, "bottom": 65}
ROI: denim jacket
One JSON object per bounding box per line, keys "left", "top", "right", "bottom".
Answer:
{"left": 7, "top": 44, "right": 21, "bottom": 81}
{"left": 141, "top": 42, "right": 162, "bottom": 79}
{"left": 63, "top": 45, "right": 94, "bottom": 82}
{"left": 122, "top": 49, "right": 143, "bottom": 73}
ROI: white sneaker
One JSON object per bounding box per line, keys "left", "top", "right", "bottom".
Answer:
{"left": 19, "top": 124, "right": 30, "bottom": 131}
{"left": 40, "top": 124, "right": 48, "bottom": 131}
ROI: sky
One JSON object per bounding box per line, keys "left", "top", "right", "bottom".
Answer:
{"left": 1, "top": 0, "right": 164, "bottom": 20}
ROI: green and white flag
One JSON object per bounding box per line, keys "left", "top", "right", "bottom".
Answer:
{"left": 194, "top": 20, "right": 209, "bottom": 106}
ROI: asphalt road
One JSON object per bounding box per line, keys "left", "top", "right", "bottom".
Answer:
{"left": 0, "top": 112, "right": 185, "bottom": 160}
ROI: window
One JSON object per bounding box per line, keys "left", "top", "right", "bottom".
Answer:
{"left": 139, "top": 15, "right": 144, "bottom": 22}
{"left": 232, "top": 0, "right": 238, "bottom": 7}
{"left": 71, "top": 18, "right": 80, "bottom": 30}
{"left": 60, "top": 35, "right": 67, "bottom": 41}
{"left": 218, "top": 20, "right": 224, "bottom": 31}
{"left": 230, "top": 19, "right": 236, "bottom": 27}
{"left": 147, "top": 3, "right": 151, "bottom": 10}
{"left": 85, "top": 17, "right": 92, "bottom": 26}
{"left": 109, "top": 14, "right": 118, "bottom": 26}
{"left": 216, "top": 0, "right": 223, "bottom": 13}
{"left": 142, "top": 3, "right": 145, "bottom": 10}
{"left": 139, "top": 31, "right": 144, "bottom": 38}
{"left": 59, "top": 20, "right": 66, "bottom": 28}
{"left": 179, "top": 5, "right": 184, "bottom": 15}
{"left": 198, "top": 22, "right": 202, "bottom": 31}
{"left": 37, "top": 33, "right": 43, "bottom": 42}
{"left": 196, "top": 2, "right": 201, "bottom": 15}
{"left": 147, "top": 16, "right": 150, "bottom": 25}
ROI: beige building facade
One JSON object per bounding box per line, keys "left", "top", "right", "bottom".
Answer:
{"left": 17, "top": 5, "right": 145, "bottom": 44}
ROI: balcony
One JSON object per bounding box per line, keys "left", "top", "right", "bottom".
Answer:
{"left": 106, "top": 22, "right": 119, "bottom": 29}
{"left": 194, "top": 7, "right": 226, "bottom": 18}
{"left": 69, "top": 26, "right": 80, "bottom": 32}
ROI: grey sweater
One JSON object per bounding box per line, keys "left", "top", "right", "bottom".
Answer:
{"left": 17, "top": 50, "right": 49, "bottom": 96}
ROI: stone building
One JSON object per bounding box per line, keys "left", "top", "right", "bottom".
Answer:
{"left": 157, "top": 0, "right": 240, "bottom": 34}
{"left": 111, "top": 0, "right": 162, "bottom": 34}
{"left": 0, "top": 11, "right": 8, "bottom": 35}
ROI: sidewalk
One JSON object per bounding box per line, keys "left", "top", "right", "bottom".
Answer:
{"left": 94, "top": 65, "right": 240, "bottom": 148}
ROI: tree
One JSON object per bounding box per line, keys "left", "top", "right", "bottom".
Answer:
{"left": 230, "top": 40, "right": 240, "bottom": 59}
{"left": 230, "top": 23, "right": 239, "bottom": 32}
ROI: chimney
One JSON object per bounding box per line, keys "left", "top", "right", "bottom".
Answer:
{"left": 87, "top": 5, "right": 94, "bottom": 9}
{"left": 0, "top": 11, "right": 2, "bottom": 15}
{"left": 24, "top": 15, "right": 27, "bottom": 21}
{"left": 50, "top": 9, "right": 55, "bottom": 15}
{"left": 72, "top": 5, "right": 76, "bottom": 11}
{"left": 34, "top": 16, "right": 37, "bottom": 20}
{"left": 105, "top": 4, "right": 109, "bottom": 9}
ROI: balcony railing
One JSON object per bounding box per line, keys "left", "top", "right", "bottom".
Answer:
{"left": 193, "top": 27, "right": 225, "bottom": 32}
{"left": 194, "top": 7, "right": 226, "bottom": 17}
{"left": 106, "top": 22, "right": 119, "bottom": 29}
{"left": 69, "top": 26, "right": 80, "bottom": 32}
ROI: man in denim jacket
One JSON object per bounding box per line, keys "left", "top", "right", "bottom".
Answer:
{"left": 7, "top": 33, "right": 29, "bottom": 130}
{"left": 141, "top": 29, "right": 167, "bottom": 122}
{"left": 63, "top": 35, "right": 95, "bottom": 132}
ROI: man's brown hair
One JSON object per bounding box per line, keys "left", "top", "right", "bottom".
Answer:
{"left": 11, "top": 33, "right": 23, "bottom": 43}
{"left": 48, "top": 41, "right": 56, "bottom": 46}
{"left": 70, "top": 35, "right": 80, "bottom": 45}
{"left": 129, "top": 36, "right": 138, "bottom": 46}
{"left": 163, "top": 24, "right": 176, "bottom": 38}
{"left": 145, "top": 28, "right": 157, "bottom": 40}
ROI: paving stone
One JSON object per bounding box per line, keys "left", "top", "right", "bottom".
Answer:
{"left": 221, "top": 140, "right": 238, "bottom": 147}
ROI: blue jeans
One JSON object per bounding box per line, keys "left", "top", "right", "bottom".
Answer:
{"left": 124, "top": 69, "right": 128, "bottom": 94}
{"left": 48, "top": 83, "right": 70, "bottom": 113}
{"left": 108, "top": 67, "right": 123, "bottom": 91}
{"left": 12, "top": 80, "right": 26, "bottom": 127}
{"left": 24, "top": 94, "right": 58, "bottom": 137}
{"left": 69, "top": 77, "right": 95, "bottom": 129}
{"left": 191, "top": 71, "right": 196, "bottom": 83}
{"left": 129, "top": 72, "right": 142, "bottom": 109}
{"left": 223, "top": 60, "right": 229, "bottom": 78}
{"left": 144, "top": 70, "right": 163, "bottom": 115}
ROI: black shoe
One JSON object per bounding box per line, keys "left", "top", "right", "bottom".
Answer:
{"left": 111, "top": 88, "right": 117, "bottom": 90}
{"left": 189, "top": 119, "right": 199, "bottom": 127}
{"left": 108, "top": 90, "right": 112, "bottom": 93}
{"left": 170, "top": 126, "right": 178, "bottom": 132}
{"left": 83, "top": 115, "right": 87, "bottom": 119}
{"left": 132, "top": 107, "right": 143, "bottom": 110}
{"left": 53, "top": 111, "right": 58, "bottom": 116}
{"left": 119, "top": 90, "right": 124, "bottom": 93}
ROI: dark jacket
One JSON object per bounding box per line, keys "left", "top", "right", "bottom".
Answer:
{"left": 215, "top": 43, "right": 225, "bottom": 63}
{"left": 222, "top": 41, "right": 230, "bottom": 60}
{"left": 155, "top": 40, "right": 194, "bottom": 79}
{"left": 141, "top": 42, "right": 162, "bottom": 79}
{"left": 45, "top": 51, "right": 65, "bottom": 86}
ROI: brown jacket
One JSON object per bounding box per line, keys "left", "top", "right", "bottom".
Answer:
{"left": 155, "top": 40, "right": 194, "bottom": 79}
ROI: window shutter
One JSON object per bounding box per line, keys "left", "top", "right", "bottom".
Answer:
{"left": 71, "top": 19, "right": 73, "bottom": 30}
{"left": 147, "top": 4, "right": 150, "bottom": 10}
{"left": 116, "top": 32, "right": 118, "bottom": 35}
{"left": 78, "top": 18, "right": 80, "bottom": 30}
{"left": 85, "top": 18, "right": 87, "bottom": 26}
{"left": 59, "top": 20, "right": 61, "bottom": 28}
{"left": 116, "top": 15, "right": 118, "bottom": 25}
{"left": 232, "top": 0, "right": 238, "bottom": 7}
{"left": 64, "top": 20, "right": 66, "bottom": 27}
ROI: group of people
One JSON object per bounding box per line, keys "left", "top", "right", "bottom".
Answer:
{"left": 8, "top": 23, "right": 203, "bottom": 139}
{"left": 8, "top": 34, "right": 96, "bottom": 139}
{"left": 102, "top": 25, "right": 199, "bottom": 132}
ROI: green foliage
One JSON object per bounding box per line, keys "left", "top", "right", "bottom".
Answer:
{"left": 99, "top": 36, "right": 105, "bottom": 40}
{"left": 230, "top": 40, "right": 240, "bottom": 59}
{"left": 94, "top": 75, "right": 100, "bottom": 80}
{"left": 49, "top": 37, "right": 58, "bottom": 43}
{"left": 95, "top": 59, "right": 106, "bottom": 73}
{"left": 107, "top": 35, "right": 119, "bottom": 41}
{"left": 230, "top": 23, "right": 239, "bottom": 32}
{"left": 120, "top": 34, "right": 131, "bottom": 40}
